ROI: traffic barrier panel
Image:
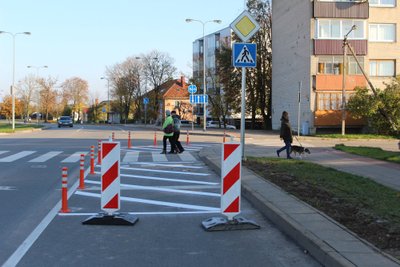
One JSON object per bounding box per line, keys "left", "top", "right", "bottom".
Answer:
{"left": 90, "top": 146, "right": 95, "bottom": 174}
{"left": 60, "top": 167, "right": 70, "bottom": 213}
{"left": 128, "top": 131, "right": 132, "bottom": 149}
{"left": 79, "top": 154, "right": 85, "bottom": 189}
{"left": 202, "top": 142, "right": 259, "bottom": 231}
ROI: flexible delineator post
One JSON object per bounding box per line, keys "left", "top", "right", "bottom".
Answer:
{"left": 128, "top": 131, "right": 132, "bottom": 149}
{"left": 97, "top": 140, "right": 102, "bottom": 165}
{"left": 60, "top": 167, "right": 70, "bottom": 213}
{"left": 79, "top": 154, "right": 85, "bottom": 189}
{"left": 153, "top": 131, "right": 157, "bottom": 147}
{"left": 186, "top": 130, "right": 190, "bottom": 146}
{"left": 90, "top": 146, "right": 95, "bottom": 174}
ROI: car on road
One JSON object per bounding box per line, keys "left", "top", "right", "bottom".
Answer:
{"left": 58, "top": 116, "right": 73, "bottom": 127}
{"left": 206, "top": 121, "right": 236, "bottom": 129}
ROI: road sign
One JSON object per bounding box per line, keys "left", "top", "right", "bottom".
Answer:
{"left": 102, "top": 107, "right": 106, "bottom": 113}
{"left": 233, "top": 43, "right": 257, "bottom": 68}
{"left": 188, "top": 84, "right": 197, "bottom": 94}
{"left": 230, "top": 10, "right": 260, "bottom": 42}
{"left": 143, "top": 97, "right": 149, "bottom": 105}
{"left": 190, "top": 94, "right": 208, "bottom": 104}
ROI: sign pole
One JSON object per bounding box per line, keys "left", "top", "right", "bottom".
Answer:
{"left": 240, "top": 67, "right": 246, "bottom": 160}
{"left": 298, "top": 81, "right": 302, "bottom": 137}
{"left": 145, "top": 103, "right": 147, "bottom": 127}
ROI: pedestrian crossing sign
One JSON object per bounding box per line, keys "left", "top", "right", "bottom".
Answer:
{"left": 233, "top": 43, "right": 257, "bottom": 68}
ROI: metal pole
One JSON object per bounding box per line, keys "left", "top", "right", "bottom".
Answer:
{"left": 145, "top": 104, "right": 147, "bottom": 126}
{"left": 240, "top": 67, "right": 246, "bottom": 160}
{"left": 107, "top": 79, "right": 110, "bottom": 124}
{"left": 342, "top": 39, "right": 347, "bottom": 136}
{"left": 202, "top": 23, "right": 207, "bottom": 131}
{"left": 298, "top": 81, "right": 302, "bottom": 137}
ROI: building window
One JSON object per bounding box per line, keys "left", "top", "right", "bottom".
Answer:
{"left": 317, "top": 92, "right": 353, "bottom": 111}
{"left": 369, "top": 60, "right": 395, "bottom": 77}
{"left": 318, "top": 56, "right": 364, "bottom": 75}
{"left": 369, "top": 0, "right": 396, "bottom": 7}
{"left": 174, "top": 101, "right": 180, "bottom": 108}
{"left": 369, "top": 24, "right": 396, "bottom": 42}
{"left": 316, "top": 19, "right": 365, "bottom": 39}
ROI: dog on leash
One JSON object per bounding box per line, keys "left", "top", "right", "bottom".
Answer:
{"left": 290, "top": 145, "right": 311, "bottom": 158}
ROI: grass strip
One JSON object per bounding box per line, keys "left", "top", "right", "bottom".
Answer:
{"left": 0, "top": 123, "right": 43, "bottom": 133}
{"left": 315, "top": 134, "right": 398, "bottom": 139}
{"left": 334, "top": 144, "right": 400, "bottom": 164}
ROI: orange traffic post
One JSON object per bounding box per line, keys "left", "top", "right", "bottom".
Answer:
{"left": 186, "top": 130, "right": 190, "bottom": 146}
{"left": 153, "top": 131, "right": 157, "bottom": 147}
{"left": 90, "top": 145, "right": 95, "bottom": 174}
{"left": 97, "top": 140, "right": 102, "bottom": 165}
{"left": 112, "top": 132, "right": 115, "bottom": 141}
{"left": 128, "top": 131, "right": 132, "bottom": 149}
{"left": 223, "top": 130, "right": 226, "bottom": 143}
{"left": 79, "top": 154, "right": 85, "bottom": 189}
{"left": 60, "top": 167, "right": 70, "bottom": 213}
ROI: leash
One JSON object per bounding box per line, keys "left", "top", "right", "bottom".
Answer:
{"left": 294, "top": 135, "right": 303, "bottom": 147}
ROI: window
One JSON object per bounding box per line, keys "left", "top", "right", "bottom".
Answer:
{"left": 317, "top": 92, "right": 353, "bottom": 111}
{"left": 369, "top": 0, "right": 395, "bottom": 7}
{"left": 174, "top": 101, "right": 180, "bottom": 108}
{"left": 316, "top": 19, "right": 365, "bottom": 39}
{"left": 369, "top": 60, "right": 395, "bottom": 76}
{"left": 369, "top": 24, "right": 395, "bottom": 42}
{"left": 318, "top": 56, "right": 364, "bottom": 75}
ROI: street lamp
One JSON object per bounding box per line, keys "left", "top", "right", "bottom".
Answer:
{"left": 186, "top": 18, "right": 222, "bottom": 131}
{"left": 341, "top": 25, "right": 357, "bottom": 136}
{"left": 101, "top": 77, "right": 110, "bottom": 123}
{"left": 27, "top": 65, "right": 48, "bottom": 76}
{"left": 0, "top": 31, "right": 31, "bottom": 131}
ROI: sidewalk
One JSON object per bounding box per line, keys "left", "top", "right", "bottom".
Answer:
{"left": 198, "top": 134, "right": 400, "bottom": 267}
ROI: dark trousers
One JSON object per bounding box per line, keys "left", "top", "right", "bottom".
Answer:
{"left": 277, "top": 140, "right": 292, "bottom": 158}
{"left": 163, "top": 136, "right": 174, "bottom": 151}
{"left": 171, "top": 131, "right": 184, "bottom": 152}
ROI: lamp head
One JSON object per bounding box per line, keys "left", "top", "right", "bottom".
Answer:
{"left": 185, "top": 18, "right": 193, "bottom": 23}
{"left": 213, "top": 20, "right": 222, "bottom": 24}
{"left": 23, "top": 32, "right": 31, "bottom": 35}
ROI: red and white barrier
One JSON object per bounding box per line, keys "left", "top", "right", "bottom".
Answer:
{"left": 60, "top": 167, "right": 70, "bottom": 213}
{"left": 90, "top": 145, "right": 95, "bottom": 174}
{"left": 221, "top": 142, "right": 241, "bottom": 220}
{"left": 101, "top": 141, "right": 120, "bottom": 214}
{"left": 79, "top": 154, "right": 85, "bottom": 189}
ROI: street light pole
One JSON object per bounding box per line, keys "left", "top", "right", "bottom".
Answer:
{"left": 101, "top": 77, "right": 110, "bottom": 123}
{"left": 341, "top": 25, "right": 357, "bottom": 136}
{"left": 0, "top": 31, "right": 31, "bottom": 131}
{"left": 186, "top": 18, "right": 222, "bottom": 131}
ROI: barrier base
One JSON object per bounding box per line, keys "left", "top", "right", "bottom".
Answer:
{"left": 82, "top": 212, "right": 138, "bottom": 226}
{"left": 202, "top": 216, "right": 260, "bottom": 231}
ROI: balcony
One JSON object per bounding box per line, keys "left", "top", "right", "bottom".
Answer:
{"left": 314, "top": 74, "right": 366, "bottom": 91}
{"left": 314, "top": 39, "right": 368, "bottom": 55}
{"left": 314, "top": 1, "right": 369, "bottom": 19}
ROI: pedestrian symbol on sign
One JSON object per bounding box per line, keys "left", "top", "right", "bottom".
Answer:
{"left": 236, "top": 45, "right": 254, "bottom": 64}
{"left": 233, "top": 43, "right": 257, "bottom": 68}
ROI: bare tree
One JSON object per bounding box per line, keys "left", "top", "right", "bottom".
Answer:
{"left": 37, "top": 77, "right": 58, "bottom": 122}
{"left": 61, "top": 77, "right": 89, "bottom": 122}
{"left": 141, "top": 50, "right": 176, "bottom": 122}
{"left": 16, "top": 74, "right": 37, "bottom": 121}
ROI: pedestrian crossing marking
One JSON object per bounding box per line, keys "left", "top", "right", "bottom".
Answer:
{"left": 0, "top": 151, "right": 9, "bottom": 156}
{"left": 123, "top": 151, "right": 139, "bottom": 162}
{"left": 61, "top": 152, "right": 88, "bottom": 163}
{"left": 29, "top": 151, "right": 63, "bottom": 163}
{"left": 235, "top": 45, "right": 254, "bottom": 64}
{"left": 151, "top": 152, "right": 168, "bottom": 162}
{"left": 178, "top": 151, "right": 197, "bottom": 162}
{"left": 0, "top": 151, "right": 36, "bottom": 162}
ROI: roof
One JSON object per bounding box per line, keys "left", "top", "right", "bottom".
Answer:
{"left": 160, "top": 78, "right": 189, "bottom": 99}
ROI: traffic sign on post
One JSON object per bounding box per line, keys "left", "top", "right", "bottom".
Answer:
{"left": 233, "top": 43, "right": 257, "bottom": 68}
{"left": 143, "top": 97, "right": 149, "bottom": 105}
{"left": 190, "top": 94, "right": 208, "bottom": 104}
{"left": 230, "top": 10, "right": 260, "bottom": 42}
{"left": 188, "top": 84, "right": 197, "bottom": 94}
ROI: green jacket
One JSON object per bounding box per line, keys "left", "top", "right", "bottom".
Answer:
{"left": 162, "top": 116, "right": 174, "bottom": 137}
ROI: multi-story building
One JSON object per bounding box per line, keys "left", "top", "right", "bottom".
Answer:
{"left": 191, "top": 27, "right": 231, "bottom": 121}
{"left": 272, "top": 0, "right": 399, "bottom": 133}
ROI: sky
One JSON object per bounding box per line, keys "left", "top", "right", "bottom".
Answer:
{"left": 0, "top": 0, "right": 246, "bottom": 102}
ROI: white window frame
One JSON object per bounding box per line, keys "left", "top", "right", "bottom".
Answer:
{"left": 369, "top": 0, "right": 396, "bottom": 7}
{"left": 369, "top": 60, "right": 395, "bottom": 77}
{"left": 316, "top": 19, "right": 366, "bottom": 40}
{"left": 369, "top": 23, "right": 396, "bottom": 42}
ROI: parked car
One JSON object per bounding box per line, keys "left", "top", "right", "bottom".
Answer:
{"left": 206, "top": 121, "right": 236, "bottom": 129}
{"left": 58, "top": 116, "right": 73, "bottom": 127}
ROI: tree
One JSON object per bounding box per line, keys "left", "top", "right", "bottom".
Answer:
{"left": 347, "top": 76, "right": 400, "bottom": 135}
{"left": 61, "top": 77, "right": 89, "bottom": 122}
{"left": 142, "top": 50, "right": 176, "bottom": 122}
{"left": 16, "top": 75, "right": 37, "bottom": 121}
{"left": 37, "top": 77, "right": 58, "bottom": 122}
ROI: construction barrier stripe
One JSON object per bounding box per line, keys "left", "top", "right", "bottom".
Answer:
{"left": 223, "top": 163, "right": 240, "bottom": 194}
{"left": 103, "top": 193, "right": 119, "bottom": 209}
{"left": 224, "top": 196, "right": 239, "bottom": 213}
{"left": 102, "top": 143, "right": 117, "bottom": 160}
{"left": 102, "top": 161, "right": 119, "bottom": 191}
{"left": 223, "top": 143, "right": 240, "bottom": 161}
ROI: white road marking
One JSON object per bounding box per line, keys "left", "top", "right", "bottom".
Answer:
{"left": 61, "top": 152, "right": 87, "bottom": 163}
{"left": 58, "top": 210, "right": 220, "bottom": 216}
{"left": 0, "top": 151, "right": 9, "bottom": 155}
{"left": 120, "top": 166, "right": 210, "bottom": 176}
{"left": 178, "top": 151, "right": 197, "bottom": 162}
{"left": 29, "top": 151, "right": 63, "bottom": 162}
{"left": 151, "top": 152, "right": 168, "bottom": 162}
{"left": 85, "top": 180, "right": 220, "bottom": 197}
{"left": 0, "top": 151, "right": 36, "bottom": 162}
{"left": 123, "top": 151, "right": 139, "bottom": 162}
{"left": 75, "top": 191, "right": 220, "bottom": 211}
{"left": 95, "top": 171, "right": 218, "bottom": 185}
{"left": 132, "top": 162, "right": 204, "bottom": 169}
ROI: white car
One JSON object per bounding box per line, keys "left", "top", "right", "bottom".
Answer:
{"left": 207, "top": 121, "right": 236, "bottom": 129}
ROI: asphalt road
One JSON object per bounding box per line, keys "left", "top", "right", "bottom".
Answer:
{"left": 0, "top": 124, "right": 320, "bottom": 267}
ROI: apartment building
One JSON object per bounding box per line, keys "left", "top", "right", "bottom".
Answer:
{"left": 272, "top": 0, "right": 399, "bottom": 133}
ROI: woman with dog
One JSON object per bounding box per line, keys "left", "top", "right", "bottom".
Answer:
{"left": 277, "top": 111, "right": 293, "bottom": 159}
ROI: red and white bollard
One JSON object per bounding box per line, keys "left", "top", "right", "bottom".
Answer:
{"left": 79, "top": 154, "right": 85, "bottom": 189}
{"left": 90, "top": 145, "right": 95, "bottom": 174}
{"left": 60, "top": 167, "right": 70, "bottom": 213}
{"left": 128, "top": 131, "right": 132, "bottom": 149}
{"left": 97, "top": 140, "right": 102, "bottom": 165}
{"left": 153, "top": 131, "right": 157, "bottom": 147}
{"left": 223, "top": 130, "right": 226, "bottom": 143}
{"left": 186, "top": 130, "right": 190, "bottom": 146}
{"left": 112, "top": 132, "right": 115, "bottom": 141}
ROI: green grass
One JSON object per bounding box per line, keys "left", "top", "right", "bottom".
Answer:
{"left": 0, "top": 123, "right": 43, "bottom": 133}
{"left": 315, "top": 133, "right": 398, "bottom": 139}
{"left": 334, "top": 144, "right": 400, "bottom": 164}
{"left": 246, "top": 157, "right": 400, "bottom": 225}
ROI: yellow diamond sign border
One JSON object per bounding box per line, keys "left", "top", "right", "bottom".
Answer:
{"left": 230, "top": 10, "right": 260, "bottom": 42}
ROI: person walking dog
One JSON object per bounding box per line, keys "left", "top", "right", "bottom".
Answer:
{"left": 161, "top": 110, "right": 175, "bottom": 154}
{"left": 276, "top": 111, "right": 293, "bottom": 159}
